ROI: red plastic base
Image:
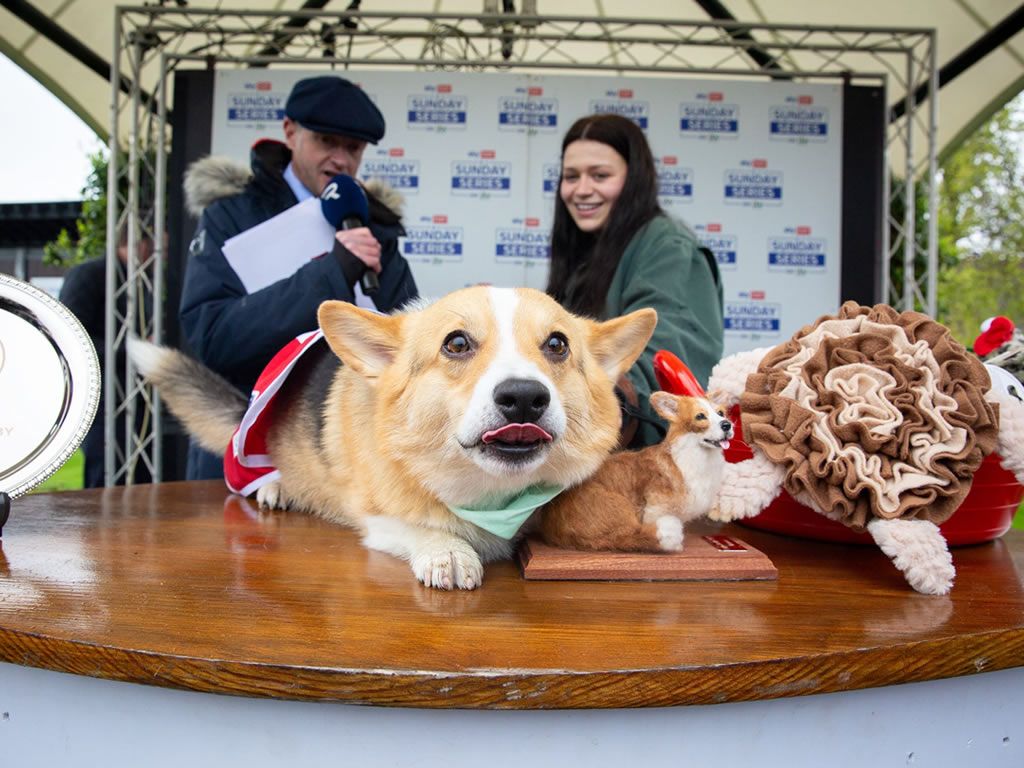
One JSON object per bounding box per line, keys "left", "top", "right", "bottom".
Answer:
{"left": 651, "top": 351, "right": 1023, "bottom": 546}
{"left": 725, "top": 437, "right": 1023, "bottom": 547}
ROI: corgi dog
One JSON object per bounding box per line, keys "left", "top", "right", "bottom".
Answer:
{"left": 129, "top": 286, "right": 656, "bottom": 589}
{"left": 539, "top": 392, "right": 732, "bottom": 553}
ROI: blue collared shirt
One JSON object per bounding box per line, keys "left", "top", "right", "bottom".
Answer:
{"left": 283, "top": 162, "right": 313, "bottom": 202}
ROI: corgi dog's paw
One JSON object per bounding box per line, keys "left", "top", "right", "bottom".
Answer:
{"left": 411, "top": 542, "right": 484, "bottom": 590}
{"left": 256, "top": 481, "right": 289, "bottom": 510}
{"left": 656, "top": 515, "right": 684, "bottom": 552}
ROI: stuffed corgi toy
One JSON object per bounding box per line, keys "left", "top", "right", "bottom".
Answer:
{"left": 539, "top": 392, "right": 732, "bottom": 553}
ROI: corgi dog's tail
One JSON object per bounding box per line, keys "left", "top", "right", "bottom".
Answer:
{"left": 127, "top": 337, "right": 247, "bottom": 456}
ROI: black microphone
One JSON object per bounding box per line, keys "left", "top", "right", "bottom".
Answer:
{"left": 319, "top": 174, "right": 379, "bottom": 295}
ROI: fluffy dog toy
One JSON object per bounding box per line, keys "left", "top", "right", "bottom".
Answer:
{"left": 705, "top": 302, "right": 1024, "bottom": 596}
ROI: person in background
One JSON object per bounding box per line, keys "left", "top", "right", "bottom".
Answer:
{"left": 547, "top": 113, "right": 724, "bottom": 448}
{"left": 179, "top": 75, "right": 418, "bottom": 480}
{"left": 59, "top": 232, "right": 153, "bottom": 487}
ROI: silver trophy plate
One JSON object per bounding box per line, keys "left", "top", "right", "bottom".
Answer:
{"left": 0, "top": 273, "right": 100, "bottom": 498}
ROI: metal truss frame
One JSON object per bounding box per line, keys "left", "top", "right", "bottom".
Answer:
{"left": 107, "top": 5, "right": 937, "bottom": 485}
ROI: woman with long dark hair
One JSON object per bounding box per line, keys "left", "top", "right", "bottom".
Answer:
{"left": 548, "top": 113, "right": 723, "bottom": 446}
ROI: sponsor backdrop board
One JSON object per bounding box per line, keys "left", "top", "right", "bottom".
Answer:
{"left": 211, "top": 70, "right": 843, "bottom": 356}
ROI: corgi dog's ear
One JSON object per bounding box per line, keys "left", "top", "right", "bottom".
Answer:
{"left": 649, "top": 391, "right": 682, "bottom": 421}
{"left": 318, "top": 301, "right": 404, "bottom": 378}
{"left": 705, "top": 388, "right": 729, "bottom": 407}
{"left": 588, "top": 308, "right": 658, "bottom": 381}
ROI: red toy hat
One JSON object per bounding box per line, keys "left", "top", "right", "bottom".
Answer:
{"left": 974, "top": 316, "right": 1015, "bottom": 357}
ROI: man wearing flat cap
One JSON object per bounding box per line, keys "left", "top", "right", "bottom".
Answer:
{"left": 179, "top": 75, "right": 418, "bottom": 480}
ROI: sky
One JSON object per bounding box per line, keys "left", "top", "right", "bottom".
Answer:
{"left": 0, "top": 53, "right": 104, "bottom": 203}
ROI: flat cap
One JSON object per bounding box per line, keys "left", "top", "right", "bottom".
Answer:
{"left": 285, "top": 76, "right": 385, "bottom": 144}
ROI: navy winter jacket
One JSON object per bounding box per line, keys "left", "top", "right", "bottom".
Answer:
{"left": 179, "top": 140, "right": 419, "bottom": 478}
{"left": 180, "top": 139, "right": 418, "bottom": 394}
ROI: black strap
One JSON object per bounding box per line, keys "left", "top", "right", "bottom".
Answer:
{"left": 616, "top": 394, "right": 667, "bottom": 441}
{"left": 698, "top": 245, "right": 722, "bottom": 288}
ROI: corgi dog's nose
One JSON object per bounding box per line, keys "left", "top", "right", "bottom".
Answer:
{"left": 493, "top": 378, "right": 550, "bottom": 424}
{"left": 721, "top": 419, "right": 733, "bottom": 434}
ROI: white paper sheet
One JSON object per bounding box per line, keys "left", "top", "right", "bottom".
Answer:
{"left": 221, "top": 197, "right": 335, "bottom": 294}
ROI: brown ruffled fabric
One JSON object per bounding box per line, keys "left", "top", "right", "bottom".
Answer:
{"left": 739, "top": 302, "right": 999, "bottom": 530}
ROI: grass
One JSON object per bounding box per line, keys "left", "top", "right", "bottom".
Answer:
{"left": 31, "top": 449, "right": 85, "bottom": 493}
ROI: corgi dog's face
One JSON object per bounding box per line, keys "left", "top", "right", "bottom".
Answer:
{"left": 318, "top": 286, "right": 656, "bottom": 506}
{"left": 650, "top": 391, "right": 733, "bottom": 451}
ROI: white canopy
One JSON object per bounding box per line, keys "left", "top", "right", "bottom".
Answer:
{"left": 2, "top": 1, "right": 1022, "bottom": 169}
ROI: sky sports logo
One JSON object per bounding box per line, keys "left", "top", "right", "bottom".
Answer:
{"left": 724, "top": 300, "right": 782, "bottom": 333}
{"left": 498, "top": 97, "right": 558, "bottom": 129}
{"left": 403, "top": 225, "right": 464, "bottom": 261}
{"left": 699, "top": 232, "right": 738, "bottom": 269}
{"left": 495, "top": 226, "right": 550, "bottom": 261}
{"left": 542, "top": 162, "right": 560, "bottom": 196}
{"left": 724, "top": 167, "right": 783, "bottom": 205}
{"left": 680, "top": 102, "right": 739, "bottom": 136}
{"left": 451, "top": 161, "right": 512, "bottom": 195}
{"left": 769, "top": 105, "right": 829, "bottom": 140}
{"left": 588, "top": 98, "right": 650, "bottom": 129}
{"left": 362, "top": 158, "right": 420, "bottom": 192}
{"left": 657, "top": 164, "right": 694, "bottom": 202}
{"left": 226, "top": 92, "right": 285, "bottom": 123}
{"left": 767, "top": 235, "right": 827, "bottom": 269}
{"left": 408, "top": 94, "right": 468, "bottom": 127}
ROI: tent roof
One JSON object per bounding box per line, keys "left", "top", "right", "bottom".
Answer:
{"left": 0, "top": 201, "right": 81, "bottom": 247}
{"left": 2, "top": 1, "right": 1023, "bottom": 167}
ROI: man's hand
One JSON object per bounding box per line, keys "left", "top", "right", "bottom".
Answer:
{"left": 335, "top": 227, "right": 382, "bottom": 274}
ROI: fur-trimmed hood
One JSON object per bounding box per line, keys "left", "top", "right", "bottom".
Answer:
{"left": 183, "top": 153, "right": 405, "bottom": 218}
{"left": 183, "top": 156, "right": 251, "bottom": 217}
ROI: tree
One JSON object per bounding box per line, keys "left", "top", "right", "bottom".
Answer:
{"left": 936, "top": 94, "right": 1024, "bottom": 346}
{"left": 43, "top": 149, "right": 110, "bottom": 267}
{"left": 937, "top": 252, "right": 1024, "bottom": 344}
{"left": 940, "top": 97, "right": 1024, "bottom": 255}
{"left": 43, "top": 148, "right": 157, "bottom": 268}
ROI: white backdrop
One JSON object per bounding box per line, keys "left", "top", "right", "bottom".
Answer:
{"left": 211, "top": 70, "right": 843, "bottom": 356}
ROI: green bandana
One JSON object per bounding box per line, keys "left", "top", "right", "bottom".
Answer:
{"left": 447, "top": 483, "right": 564, "bottom": 540}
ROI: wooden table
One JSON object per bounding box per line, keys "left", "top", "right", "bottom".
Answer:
{"left": 2, "top": 481, "right": 1023, "bottom": 766}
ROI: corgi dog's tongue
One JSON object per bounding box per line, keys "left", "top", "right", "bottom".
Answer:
{"left": 482, "top": 423, "right": 553, "bottom": 445}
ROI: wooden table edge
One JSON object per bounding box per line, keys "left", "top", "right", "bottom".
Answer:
{"left": 4, "top": 625, "right": 1022, "bottom": 710}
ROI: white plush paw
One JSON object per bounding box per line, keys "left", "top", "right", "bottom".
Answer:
{"left": 867, "top": 518, "right": 955, "bottom": 595}
{"left": 256, "top": 481, "right": 287, "bottom": 510}
{"left": 710, "top": 455, "right": 786, "bottom": 522}
{"left": 411, "top": 545, "right": 484, "bottom": 590}
{"left": 710, "top": 491, "right": 756, "bottom": 522}
{"left": 656, "top": 516, "right": 684, "bottom": 552}
{"left": 706, "top": 503, "right": 731, "bottom": 522}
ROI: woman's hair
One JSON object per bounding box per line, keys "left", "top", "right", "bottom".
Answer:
{"left": 547, "top": 113, "right": 663, "bottom": 317}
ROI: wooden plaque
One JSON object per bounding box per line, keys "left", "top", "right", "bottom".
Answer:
{"left": 518, "top": 534, "right": 777, "bottom": 581}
